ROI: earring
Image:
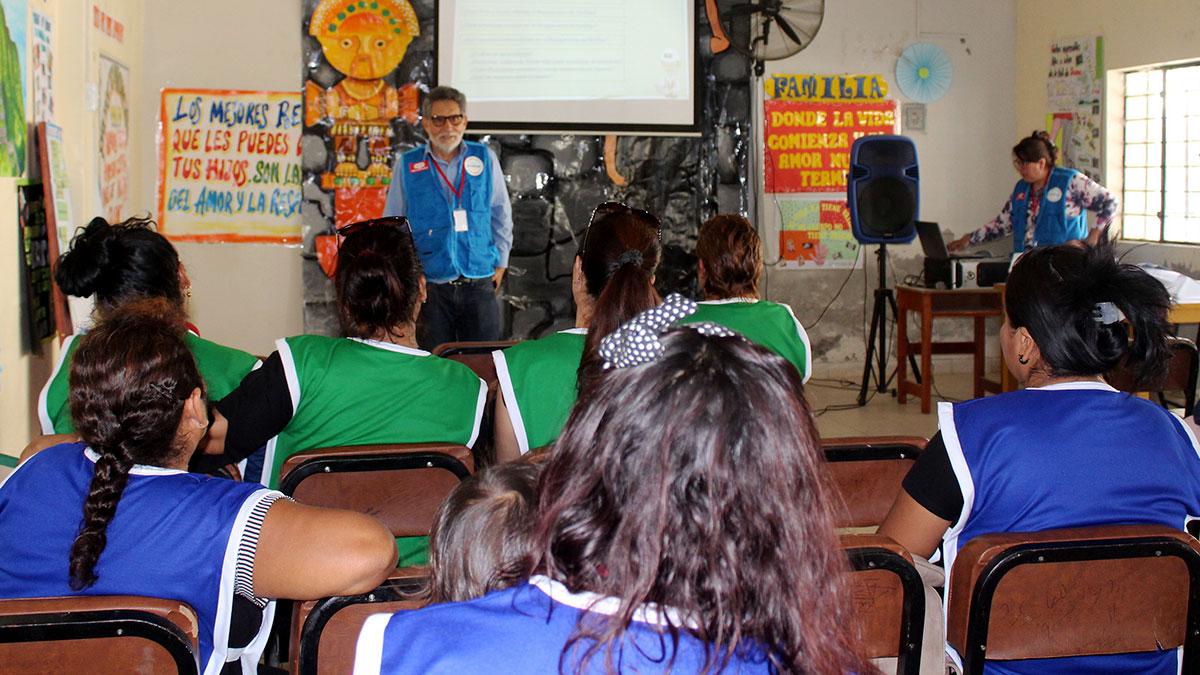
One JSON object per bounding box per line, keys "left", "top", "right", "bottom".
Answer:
{"left": 185, "top": 286, "right": 192, "bottom": 298}
{"left": 1018, "top": 354, "right": 1029, "bottom": 365}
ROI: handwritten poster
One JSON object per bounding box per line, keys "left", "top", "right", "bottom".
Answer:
{"left": 1046, "top": 36, "right": 1103, "bottom": 181}
{"left": 39, "top": 122, "right": 79, "bottom": 336}
{"left": 157, "top": 88, "right": 303, "bottom": 243}
{"left": 31, "top": 10, "right": 51, "bottom": 123}
{"left": 778, "top": 198, "right": 860, "bottom": 269}
{"left": 98, "top": 55, "right": 129, "bottom": 221}
{"left": 763, "top": 100, "right": 899, "bottom": 193}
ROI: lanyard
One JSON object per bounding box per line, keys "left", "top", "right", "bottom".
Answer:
{"left": 431, "top": 153, "right": 466, "bottom": 206}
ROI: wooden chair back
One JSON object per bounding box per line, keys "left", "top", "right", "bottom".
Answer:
{"left": 289, "top": 569, "right": 427, "bottom": 675}
{"left": 841, "top": 534, "right": 925, "bottom": 675}
{"left": 431, "top": 340, "right": 519, "bottom": 388}
{"left": 0, "top": 595, "right": 200, "bottom": 674}
{"left": 946, "top": 524, "right": 1200, "bottom": 674}
{"left": 1106, "top": 335, "right": 1198, "bottom": 415}
{"left": 278, "top": 443, "right": 474, "bottom": 538}
{"left": 822, "top": 436, "right": 926, "bottom": 528}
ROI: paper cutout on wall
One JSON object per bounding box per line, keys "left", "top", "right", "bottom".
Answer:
{"left": 98, "top": 55, "right": 129, "bottom": 222}
{"left": 305, "top": 0, "right": 421, "bottom": 228}
{"left": 0, "top": 0, "right": 27, "bottom": 176}
{"left": 896, "top": 43, "right": 952, "bottom": 103}
{"left": 778, "top": 198, "right": 860, "bottom": 269}
{"left": 157, "top": 89, "right": 303, "bottom": 244}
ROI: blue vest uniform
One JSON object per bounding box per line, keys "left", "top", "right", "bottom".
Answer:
{"left": 939, "top": 384, "right": 1200, "bottom": 675}
{"left": 354, "top": 576, "right": 773, "bottom": 674}
{"left": 1009, "top": 166, "right": 1087, "bottom": 251}
{"left": 399, "top": 141, "right": 497, "bottom": 281}
{"left": 0, "top": 443, "right": 278, "bottom": 675}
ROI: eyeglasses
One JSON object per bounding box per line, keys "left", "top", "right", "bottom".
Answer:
{"left": 335, "top": 216, "right": 411, "bottom": 249}
{"left": 1012, "top": 158, "right": 1040, "bottom": 168}
{"left": 426, "top": 114, "right": 466, "bottom": 127}
{"left": 580, "top": 201, "right": 662, "bottom": 259}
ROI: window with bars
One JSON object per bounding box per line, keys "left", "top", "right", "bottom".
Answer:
{"left": 1122, "top": 64, "right": 1200, "bottom": 244}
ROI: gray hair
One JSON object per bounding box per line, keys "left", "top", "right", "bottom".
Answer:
{"left": 422, "top": 86, "right": 467, "bottom": 116}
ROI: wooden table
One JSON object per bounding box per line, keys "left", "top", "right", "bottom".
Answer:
{"left": 896, "top": 285, "right": 1005, "bottom": 414}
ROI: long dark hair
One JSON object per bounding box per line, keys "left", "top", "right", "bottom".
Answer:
{"left": 537, "top": 328, "right": 866, "bottom": 674}
{"left": 576, "top": 206, "right": 662, "bottom": 391}
{"left": 1006, "top": 242, "right": 1171, "bottom": 386}
{"left": 55, "top": 216, "right": 184, "bottom": 312}
{"left": 696, "top": 213, "right": 762, "bottom": 299}
{"left": 1013, "top": 129, "right": 1057, "bottom": 166}
{"left": 335, "top": 219, "right": 424, "bottom": 340}
{"left": 66, "top": 301, "right": 203, "bottom": 590}
{"left": 426, "top": 460, "right": 542, "bottom": 604}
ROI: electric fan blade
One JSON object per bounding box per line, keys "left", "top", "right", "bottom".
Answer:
{"left": 774, "top": 15, "right": 804, "bottom": 45}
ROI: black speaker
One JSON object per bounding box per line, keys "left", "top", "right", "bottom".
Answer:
{"left": 848, "top": 135, "right": 919, "bottom": 244}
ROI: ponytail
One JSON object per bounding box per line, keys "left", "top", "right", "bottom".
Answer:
{"left": 575, "top": 208, "right": 662, "bottom": 393}
{"left": 335, "top": 221, "right": 423, "bottom": 339}
{"left": 55, "top": 216, "right": 183, "bottom": 312}
{"left": 66, "top": 301, "right": 202, "bottom": 589}
{"left": 1005, "top": 242, "right": 1171, "bottom": 385}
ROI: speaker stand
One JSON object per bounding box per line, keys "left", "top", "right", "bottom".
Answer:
{"left": 858, "top": 244, "right": 921, "bottom": 406}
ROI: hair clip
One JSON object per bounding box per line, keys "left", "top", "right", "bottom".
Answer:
{"left": 598, "top": 294, "right": 737, "bottom": 370}
{"left": 1093, "top": 301, "right": 1124, "bottom": 325}
{"left": 147, "top": 381, "right": 181, "bottom": 404}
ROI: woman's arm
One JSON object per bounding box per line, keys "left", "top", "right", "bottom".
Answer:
{"left": 206, "top": 351, "right": 295, "bottom": 462}
{"left": 877, "top": 431, "right": 960, "bottom": 557}
{"left": 252, "top": 499, "right": 397, "bottom": 599}
{"left": 493, "top": 391, "right": 522, "bottom": 463}
{"left": 949, "top": 199, "right": 1014, "bottom": 251}
{"left": 1069, "top": 172, "right": 1119, "bottom": 232}
{"left": 878, "top": 492, "right": 952, "bottom": 559}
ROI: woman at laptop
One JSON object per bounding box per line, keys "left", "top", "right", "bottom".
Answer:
{"left": 948, "top": 131, "right": 1117, "bottom": 254}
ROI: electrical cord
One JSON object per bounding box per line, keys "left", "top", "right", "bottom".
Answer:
{"left": 804, "top": 252, "right": 863, "bottom": 330}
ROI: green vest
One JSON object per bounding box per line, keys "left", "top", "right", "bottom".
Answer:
{"left": 39, "top": 332, "right": 260, "bottom": 435}
{"left": 682, "top": 300, "right": 812, "bottom": 381}
{"left": 493, "top": 329, "right": 587, "bottom": 453}
{"left": 269, "top": 335, "right": 486, "bottom": 567}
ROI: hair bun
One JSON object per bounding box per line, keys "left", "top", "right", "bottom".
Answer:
{"left": 55, "top": 217, "right": 114, "bottom": 297}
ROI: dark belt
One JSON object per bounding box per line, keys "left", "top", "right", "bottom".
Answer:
{"left": 443, "top": 276, "right": 490, "bottom": 286}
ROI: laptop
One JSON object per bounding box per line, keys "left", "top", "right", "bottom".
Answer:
{"left": 916, "top": 221, "right": 1007, "bottom": 288}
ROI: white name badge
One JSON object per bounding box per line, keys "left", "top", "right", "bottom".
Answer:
{"left": 464, "top": 155, "right": 485, "bottom": 176}
{"left": 1046, "top": 187, "right": 1063, "bottom": 202}
{"left": 453, "top": 208, "right": 469, "bottom": 232}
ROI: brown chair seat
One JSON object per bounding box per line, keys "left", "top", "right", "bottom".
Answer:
{"left": 822, "top": 436, "right": 927, "bottom": 529}
{"left": 290, "top": 571, "right": 427, "bottom": 675}
{"left": 946, "top": 524, "right": 1200, "bottom": 674}
{"left": 432, "top": 340, "right": 519, "bottom": 389}
{"left": 0, "top": 595, "right": 200, "bottom": 674}
{"left": 841, "top": 534, "right": 925, "bottom": 674}
{"left": 278, "top": 443, "right": 474, "bottom": 538}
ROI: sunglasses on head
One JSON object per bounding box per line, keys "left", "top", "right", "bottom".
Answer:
{"left": 580, "top": 201, "right": 662, "bottom": 258}
{"left": 335, "top": 216, "right": 412, "bottom": 248}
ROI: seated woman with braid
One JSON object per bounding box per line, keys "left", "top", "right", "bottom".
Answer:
{"left": 355, "top": 297, "right": 870, "bottom": 674}
{"left": 879, "top": 242, "right": 1200, "bottom": 675}
{"left": 207, "top": 217, "right": 486, "bottom": 565}
{"left": 682, "top": 213, "right": 812, "bottom": 381}
{"left": 492, "top": 202, "right": 661, "bottom": 459}
{"left": 0, "top": 305, "right": 396, "bottom": 675}
{"left": 39, "top": 216, "right": 259, "bottom": 437}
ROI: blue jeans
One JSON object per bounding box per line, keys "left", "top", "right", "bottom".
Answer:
{"left": 418, "top": 277, "right": 501, "bottom": 350}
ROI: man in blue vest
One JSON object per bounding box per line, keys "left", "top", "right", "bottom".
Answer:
{"left": 384, "top": 86, "right": 513, "bottom": 349}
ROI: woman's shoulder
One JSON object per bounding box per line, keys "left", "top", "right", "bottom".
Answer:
{"left": 184, "top": 332, "right": 259, "bottom": 370}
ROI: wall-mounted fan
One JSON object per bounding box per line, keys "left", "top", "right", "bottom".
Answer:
{"left": 717, "top": 0, "right": 825, "bottom": 68}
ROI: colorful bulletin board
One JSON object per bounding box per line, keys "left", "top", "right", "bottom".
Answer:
{"left": 0, "top": 0, "right": 27, "bottom": 177}
{"left": 777, "top": 198, "right": 859, "bottom": 269}
{"left": 98, "top": 55, "right": 130, "bottom": 222}
{"left": 157, "top": 88, "right": 303, "bottom": 244}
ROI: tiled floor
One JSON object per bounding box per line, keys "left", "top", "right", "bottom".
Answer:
{"left": 808, "top": 369, "right": 982, "bottom": 440}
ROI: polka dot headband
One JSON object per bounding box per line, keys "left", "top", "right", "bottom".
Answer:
{"left": 598, "top": 293, "right": 739, "bottom": 370}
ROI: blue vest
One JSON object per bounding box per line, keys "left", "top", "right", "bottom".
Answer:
{"left": 399, "top": 141, "right": 497, "bottom": 281}
{"left": 940, "top": 385, "right": 1200, "bottom": 675}
{"left": 1009, "top": 166, "right": 1087, "bottom": 251}
{"left": 0, "top": 443, "right": 277, "bottom": 675}
{"left": 355, "top": 576, "right": 773, "bottom": 674}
